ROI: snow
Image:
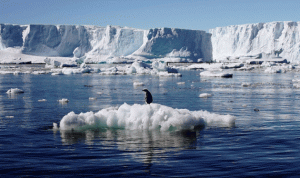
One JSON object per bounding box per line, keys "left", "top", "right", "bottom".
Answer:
{"left": 58, "top": 103, "right": 235, "bottom": 131}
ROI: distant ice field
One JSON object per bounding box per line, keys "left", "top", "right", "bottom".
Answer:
{"left": 1, "top": 66, "right": 300, "bottom": 177}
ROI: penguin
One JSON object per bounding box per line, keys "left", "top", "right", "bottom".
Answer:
{"left": 142, "top": 89, "right": 153, "bottom": 104}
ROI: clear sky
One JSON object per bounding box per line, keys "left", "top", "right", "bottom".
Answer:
{"left": 1, "top": 0, "right": 300, "bottom": 32}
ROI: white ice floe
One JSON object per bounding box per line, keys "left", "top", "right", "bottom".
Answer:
{"left": 158, "top": 71, "right": 182, "bottom": 77}
{"left": 49, "top": 67, "right": 94, "bottom": 75}
{"left": 58, "top": 98, "right": 69, "bottom": 103}
{"left": 200, "top": 71, "right": 233, "bottom": 78}
{"left": 133, "top": 82, "right": 145, "bottom": 86}
{"left": 199, "top": 93, "right": 212, "bottom": 98}
{"left": 53, "top": 123, "right": 58, "bottom": 130}
{"left": 32, "top": 71, "right": 48, "bottom": 75}
{"left": 99, "top": 61, "right": 181, "bottom": 76}
{"left": 38, "top": 99, "right": 47, "bottom": 102}
{"left": 6, "top": 88, "right": 24, "bottom": 94}
{"left": 58, "top": 103, "right": 235, "bottom": 131}
{"left": 264, "top": 64, "right": 295, "bottom": 73}
{"left": 177, "top": 82, "right": 185, "bottom": 85}
{"left": 89, "top": 97, "right": 97, "bottom": 101}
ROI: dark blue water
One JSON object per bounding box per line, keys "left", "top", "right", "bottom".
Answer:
{"left": 1, "top": 68, "right": 300, "bottom": 177}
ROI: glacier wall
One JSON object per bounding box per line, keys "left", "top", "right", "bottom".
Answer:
{"left": 0, "top": 24, "right": 212, "bottom": 63}
{"left": 210, "top": 21, "right": 300, "bottom": 62}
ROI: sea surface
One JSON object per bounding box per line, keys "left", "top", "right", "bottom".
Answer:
{"left": 1, "top": 66, "right": 300, "bottom": 177}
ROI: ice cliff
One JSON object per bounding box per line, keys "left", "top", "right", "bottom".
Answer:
{"left": 210, "top": 21, "right": 300, "bottom": 62}
{"left": 0, "top": 24, "right": 212, "bottom": 63}
{"left": 3, "top": 21, "right": 300, "bottom": 64}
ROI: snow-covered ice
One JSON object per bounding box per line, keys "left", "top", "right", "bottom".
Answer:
{"left": 58, "top": 103, "right": 235, "bottom": 131}
{"left": 199, "top": 93, "right": 212, "bottom": 98}
{"left": 58, "top": 98, "right": 69, "bottom": 103}
{"left": 200, "top": 71, "right": 233, "bottom": 78}
{"left": 133, "top": 82, "right": 145, "bottom": 87}
{"left": 38, "top": 99, "right": 47, "bottom": 102}
{"left": 6, "top": 88, "right": 24, "bottom": 94}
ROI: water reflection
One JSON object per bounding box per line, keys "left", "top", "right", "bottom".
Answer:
{"left": 58, "top": 128, "right": 199, "bottom": 165}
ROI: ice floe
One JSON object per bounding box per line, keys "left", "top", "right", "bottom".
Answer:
{"left": 200, "top": 71, "right": 233, "bottom": 78}
{"left": 57, "top": 103, "right": 235, "bottom": 131}
{"left": 58, "top": 98, "right": 69, "bottom": 103}
{"left": 199, "top": 93, "right": 212, "bottom": 98}
{"left": 6, "top": 88, "right": 24, "bottom": 94}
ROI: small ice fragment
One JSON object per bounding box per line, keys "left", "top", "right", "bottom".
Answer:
{"left": 177, "top": 82, "right": 185, "bottom": 85}
{"left": 133, "top": 82, "right": 144, "bottom": 86}
{"left": 5, "top": 116, "right": 14, "bottom": 118}
{"left": 58, "top": 98, "right": 69, "bottom": 103}
{"left": 241, "top": 83, "right": 251, "bottom": 87}
{"left": 199, "top": 93, "right": 212, "bottom": 98}
{"left": 53, "top": 123, "right": 58, "bottom": 130}
{"left": 97, "top": 92, "right": 103, "bottom": 95}
{"left": 89, "top": 97, "right": 97, "bottom": 100}
{"left": 38, "top": 99, "right": 47, "bottom": 102}
{"left": 6, "top": 88, "right": 24, "bottom": 94}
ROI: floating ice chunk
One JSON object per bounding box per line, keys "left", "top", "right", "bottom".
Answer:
{"left": 264, "top": 67, "right": 283, "bottom": 73}
{"left": 97, "top": 92, "right": 103, "bottom": 95}
{"left": 89, "top": 97, "right": 97, "bottom": 100}
{"left": 53, "top": 123, "right": 58, "bottom": 130}
{"left": 158, "top": 71, "right": 182, "bottom": 77}
{"left": 221, "top": 63, "right": 244, "bottom": 69}
{"left": 126, "top": 61, "right": 152, "bottom": 74}
{"left": 200, "top": 71, "right": 233, "bottom": 78}
{"left": 177, "top": 82, "right": 185, "bottom": 85}
{"left": 133, "top": 82, "right": 145, "bottom": 86}
{"left": 58, "top": 98, "right": 69, "bottom": 103}
{"left": 13, "top": 71, "right": 20, "bottom": 75}
{"left": 38, "top": 99, "right": 47, "bottom": 102}
{"left": 59, "top": 103, "right": 235, "bottom": 131}
{"left": 199, "top": 93, "right": 212, "bottom": 98}
{"left": 152, "top": 61, "right": 168, "bottom": 71}
{"left": 6, "top": 88, "right": 24, "bottom": 94}
{"left": 241, "top": 83, "right": 251, "bottom": 87}
{"left": 51, "top": 72, "right": 63, "bottom": 75}
{"left": 237, "top": 66, "right": 255, "bottom": 71}
{"left": 32, "top": 71, "right": 47, "bottom": 75}
{"left": 44, "top": 58, "right": 61, "bottom": 68}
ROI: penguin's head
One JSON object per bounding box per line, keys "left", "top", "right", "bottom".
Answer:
{"left": 142, "top": 89, "right": 149, "bottom": 93}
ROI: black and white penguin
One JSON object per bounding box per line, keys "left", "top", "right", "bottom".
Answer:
{"left": 142, "top": 89, "right": 153, "bottom": 104}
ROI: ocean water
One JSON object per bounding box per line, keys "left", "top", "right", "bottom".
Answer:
{"left": 1, "top": 67, "right": 300, "bottom": 177}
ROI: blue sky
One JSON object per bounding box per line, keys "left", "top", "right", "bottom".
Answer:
{"left": 1, "top": 0, "right": 300, "bottom": 31}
